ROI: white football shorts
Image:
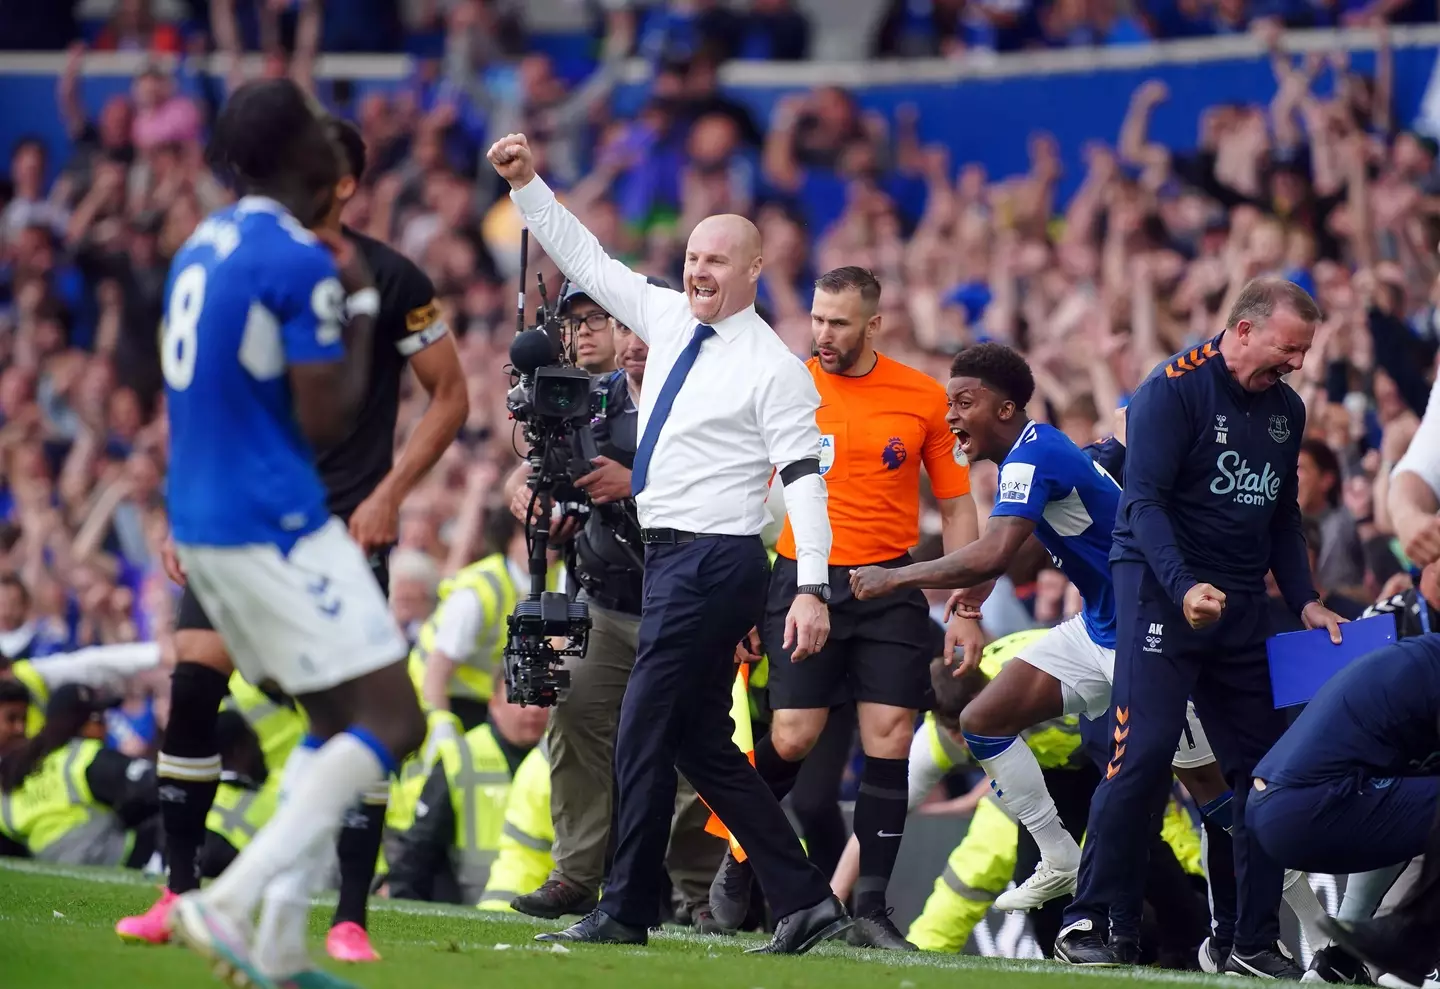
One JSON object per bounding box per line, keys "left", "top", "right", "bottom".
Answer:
{"left": 178, "top": 518, "right": 408, "bottom": 695}
{"left": 1020, "top": 614, "right": 1216, "bottom": 771}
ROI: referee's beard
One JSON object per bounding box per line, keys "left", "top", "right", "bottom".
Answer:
{"left": 816, "top": 340, "right": 865, "bottom": 375}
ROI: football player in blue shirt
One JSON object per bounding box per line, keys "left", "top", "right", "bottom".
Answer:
{"left": 849, "top": 344, "right": 1221, "bottom": 915}
{"left": 159, "top": 79, "right": 425, "bottom": 989}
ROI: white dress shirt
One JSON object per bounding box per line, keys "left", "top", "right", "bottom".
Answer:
{"left": 1395, "top": 378, "right": 1440, "bottom": 499}
{"left": 512, "top": 177, "right": 831, "bottom": 586}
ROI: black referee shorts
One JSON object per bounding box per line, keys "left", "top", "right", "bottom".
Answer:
{"left": 175, "top": 549, "right": 393, "bottom": 632}
{"left": 762, "top": 553, "right": 935, "bottom": 712}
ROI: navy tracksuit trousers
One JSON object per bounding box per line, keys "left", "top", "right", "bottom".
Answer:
{"left": 1062, "top": 561, "right": 1289, "bottom": 953}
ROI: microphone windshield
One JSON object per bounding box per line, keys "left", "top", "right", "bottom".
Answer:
{"left": 510, "top": 327, "right": 560, "bottom": 375}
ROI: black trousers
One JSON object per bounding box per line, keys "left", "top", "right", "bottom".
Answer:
{"left": 598, "top": 535, "right": 831, "bottom": 928}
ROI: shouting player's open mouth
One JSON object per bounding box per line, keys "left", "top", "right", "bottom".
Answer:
{"left": 951, "top": 427, "right": 973, "bottom": 456}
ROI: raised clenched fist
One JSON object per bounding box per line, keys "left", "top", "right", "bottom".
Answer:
{"left": 487, "top": 133, "right": 536, "bottom": 190}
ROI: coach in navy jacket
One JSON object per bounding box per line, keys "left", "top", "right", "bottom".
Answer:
{"left": 1055, "top": 278, "right": 1349, "bottom": 977}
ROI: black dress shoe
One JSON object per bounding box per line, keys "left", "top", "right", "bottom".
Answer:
{"left": 745, "top": 896, "right": 852, "bottom": 955}
{"left": 709, "top": 849, "right": 754, "bottom": 932}
{"left": 845, "top": 908, "right": 918, "bottom": 951}
{"left": 512, "top": 879, "right": 599, "bottom": 920}
{"left": 535, "top": 909, "right": 647, "bottom": 945}
{"left": 1322, "top": 916, "right": 1436, "bottom": 989}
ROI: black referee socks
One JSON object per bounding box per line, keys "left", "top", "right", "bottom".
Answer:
{"left": 853, "top": 755, "right": 909, "bottom": 917}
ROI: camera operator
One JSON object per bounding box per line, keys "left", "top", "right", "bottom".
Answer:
{"left": 504, "top": 279, "right": 726, "bottom": 927}
{"left": 565, "top": 285, "right": 620, "bottom": 375}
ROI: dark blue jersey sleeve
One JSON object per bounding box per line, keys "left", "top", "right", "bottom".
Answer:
{"left": 1121, "top": 381, "right": 1197, "bottom": 606}
{"left": 990, "top": 444, "right": 1059, "bottom": 526}
{"left": 1267, "top": 399, "right": 1319, "bottom": 616}
{"left": 1084, "top": 437, "right": 1126, "bottom": 486}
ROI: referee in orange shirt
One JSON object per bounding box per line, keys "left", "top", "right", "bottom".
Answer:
{"left": 708, "top": 266, "right": 982, "bottom": 949}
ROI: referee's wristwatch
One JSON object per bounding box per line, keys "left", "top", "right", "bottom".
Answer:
{"left": 797, "top": 583, "right": 831, "bottom": 603}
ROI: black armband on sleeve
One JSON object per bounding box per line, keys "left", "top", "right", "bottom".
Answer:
{"left": 780, "top": 459, "right": 820, "bottom": 486}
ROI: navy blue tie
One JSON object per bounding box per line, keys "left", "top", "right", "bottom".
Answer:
{"left": 631, "top": 323, "right": 716, "bottom": 496}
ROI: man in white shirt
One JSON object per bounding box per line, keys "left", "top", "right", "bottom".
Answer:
{"left": 1390, "top": 379, "right": 1440, "bottom": 568}
{"left": 488, "top": 132, "right": 850, "bottom": 954}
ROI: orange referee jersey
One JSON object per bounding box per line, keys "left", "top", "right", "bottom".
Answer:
{"left": 776, "top": 353, "right": 971, "bottom": 567}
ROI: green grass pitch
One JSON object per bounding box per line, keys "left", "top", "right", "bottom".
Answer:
{"left": 0, "top": 858, "right": 1229, "bottom": 989}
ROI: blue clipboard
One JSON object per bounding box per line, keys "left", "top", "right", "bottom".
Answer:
{"left": 1266, "top": 612, "right": 1398, "bottom": 709}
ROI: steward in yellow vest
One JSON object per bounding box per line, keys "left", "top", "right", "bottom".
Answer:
{"left": 222, "top": 673, "right": 307, "bottom": 776}
{"left": 385, "top": 672, "right": 548, "bottom": 905}
{"left": 0, "top": 643, "right": 161, "bottom": 738}
{"left": 0, "top": 678, "right": 29, "bottom": 758}
{"left": 200, "top": 708, "right": 282, "bottom": 874}
{"left": 0, "top": 684, "right": 160, "bottom": 867}
{"left": 407, "top": 527, "right": 564, "bottom": 742}
{"left": 477, "top": 738, "right": 555, "bottom": 911}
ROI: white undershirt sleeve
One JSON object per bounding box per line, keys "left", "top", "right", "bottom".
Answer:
{"left": 430, "top": 589, "right": 484, "bottom": 665}
{"left": 783, "top": 472, "right": 832, "bottom": 587}
{"left": 1394, "top": 378, "right": 1440, "bottom": 497}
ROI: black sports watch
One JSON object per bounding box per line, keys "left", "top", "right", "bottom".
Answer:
{"left": 797, "top": 583, "right": 831, "bottom": 603}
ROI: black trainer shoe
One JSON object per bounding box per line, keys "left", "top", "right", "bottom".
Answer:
{"left": 845, "top": 908, "right": 918, "bottom": 951}
{"left": 1055, "top": 919, "right": 1135, "bottom": 966}
{"left": 745, "top": 896, "right": 852, "bottom": 955}
{"left": 1322, "top": 916, "right": 1435, "bottom": 989}
{"left": 1224, "top": 941, "right": 1304, "bottom": 980}
{"left": 1200, "top": 937, "right": 1232, "bottom": 974}
{"left": 708, "top": 850, "right": 754, "bottom": 932}
{"left": 1306, "top": 944, "right": 1375, "bottom": 985}
{"left": 534, "top": 909, "right": 647, "bottom": 945}
{"left": 511, "top": 879, "right": 598, "bottom": 921}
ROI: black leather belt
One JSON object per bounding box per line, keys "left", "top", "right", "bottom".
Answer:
{"left": 640, "top": 528, "right": 722, "bottom": 545}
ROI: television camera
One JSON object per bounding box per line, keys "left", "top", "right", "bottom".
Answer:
{"left": 500, "top": 229, "right": 602, "bottom": 708}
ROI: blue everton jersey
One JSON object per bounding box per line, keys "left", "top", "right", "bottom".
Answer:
{"left": 163, "top": 197, "right": 346, "bottom": 550}
{"left": 990, "top": 421, "right": 1121, "bottom": 647}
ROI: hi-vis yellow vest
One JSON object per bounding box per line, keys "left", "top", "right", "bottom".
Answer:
{"left": 388, "top": 723, "right": 514, "bottom": 904}
{"left": 0, "top": 738, "right": 129, "bottom": 864}
{"left": 206, "top": 776, "right": 279, "bottom": 854}
{"left": 407, "top": 554, "right": 559, "bottom": 706}
{"left": 11, "top": 660, "right": 49, "bottom": 738}
{"left": 478, "top": 738, "right": 554, "bottom": 911}
{"left": 224, "top": 673, "right": 306, "bottom": 774}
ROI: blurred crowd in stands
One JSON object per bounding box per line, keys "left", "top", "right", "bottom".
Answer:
{"left": 0, "top": 0, "right": 1434, "bottom": 59}
{"left": 0, "top": 0, "right": 1438, "bottom": 794}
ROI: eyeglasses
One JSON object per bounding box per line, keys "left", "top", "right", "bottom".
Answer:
{"left": 566, "top": 312, "right": 611, "bottom": 332}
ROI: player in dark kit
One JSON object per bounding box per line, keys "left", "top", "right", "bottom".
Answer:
{"left": 1054, "top": 277, "right": 1349, "bottom": 977}
{"left": 116, "top": 115, "right": 468, "bottom": 962}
